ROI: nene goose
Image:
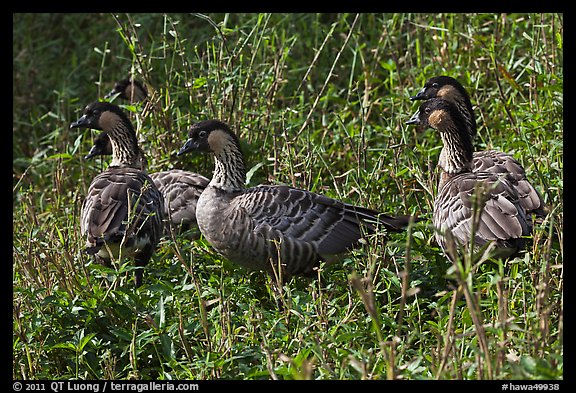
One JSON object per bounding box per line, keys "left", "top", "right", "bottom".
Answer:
{"left": 177, "top": 119, "right": 415, "bottom": 279}
{"left": 409, "top": 75, "right": 545, "bottom": 217}
{"left": 85, "top": 128, "right": 112, "bottom": 160}
{"left": 71, "top": 101, "right": 164, "bottom": 287}
{"left": 88, "top": 79, "right": 209, "bottom": 233}
{"left": 406, "top": 98, "right": 539, "bottom": 260}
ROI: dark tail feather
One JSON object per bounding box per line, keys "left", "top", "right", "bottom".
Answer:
{"left": 346, "top": 203, "right": 423, "bottom": 232}
{"left": 376, "top": 213, "right": 422, "bottom": 232}
{"left": 84, "top": 245, "right": 102, "bottom": 255}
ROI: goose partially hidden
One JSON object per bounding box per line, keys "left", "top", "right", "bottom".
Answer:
{"left": 104, "top": 78, "right": 149, "bottom": 103}
{"left": 177, "top": 119, "right": 416, "bottom": 279}
{"left": 148, "top": 169, "right": 209, "bottom": 234}
{"left": 71, "top": 101, "right": 164, "bottom": 286}
{"left": 86, "top": 78, "right": 209, "bottom": 234}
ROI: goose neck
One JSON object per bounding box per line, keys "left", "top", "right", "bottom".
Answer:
{"left": 210, "top": 145, "right": 246, "bottom": 192}
{"left": 107, "top": 121, "right": 142, "bottom": 168}
{"left": 437, "top": 122, "right": 473, "bottom": 177}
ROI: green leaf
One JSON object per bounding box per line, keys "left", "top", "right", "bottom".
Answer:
{"left": 245, "top": 162, "right": 265, "bottom": 185}
{"left": 77, "top": 333, "right": 97, "bottom": 352}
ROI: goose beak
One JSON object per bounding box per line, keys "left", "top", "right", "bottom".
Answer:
{"left": 406, "top": 109, "right": 421, "bottom": 125}
{"left": 177, "top": 138, "right": 199, "bottom": 156}
{"left": 104, "top": 89, "right": 120, "bottom": 100}
{"left": 70, "top": 114, "right": 89, "bottom": 129}
{"left": 409, "top": 86, "right": 426, "bottom": 101}
{"left": 84, "top": 145, "right": 101, "bottom": 159}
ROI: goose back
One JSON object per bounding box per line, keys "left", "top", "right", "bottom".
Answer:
{"left": 433, "top": 171, "right": 531, "bottom": 258}
{"left": 81, "top": 167, "right": 164, "bottom": 260}
{"left": 149, "top": 169, "right": 209, "bottom": 232}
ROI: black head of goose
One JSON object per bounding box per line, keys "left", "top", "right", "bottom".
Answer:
{"left": 84, "top": 129, "right": 112, "bottom": 159}
{"left": 177, "top": 119, "right": 416, "bottom": 279}
{"left": 104, "top": 78, "right": 149, "bottom": 103}
{"left": 70, "top": 101, "right": 164, "bottom": 287}
{"left": 406, "top": 98, "right": 535, "bottom": 260}
{"left": 409, "top": 75, "right": 545, "bottom": 218}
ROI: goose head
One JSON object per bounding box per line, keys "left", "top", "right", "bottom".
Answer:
{"left": 409, "top": 75, "right": 466, "bottom": 102}
{"left": 409, "top": 75, "right": 477, "bottom": 137}
{"left": 177, "top": 119, "right": 241, "bottom": 157}
{"left": 70, "top": 101, "right": 132, "bottom": 132}
{"left": 104, "top": 78, "right": 148, "bottom": 102}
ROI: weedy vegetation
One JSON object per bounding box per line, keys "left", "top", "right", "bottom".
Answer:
{"left": 13, "top": 13, "right": 562, "bottom": 380}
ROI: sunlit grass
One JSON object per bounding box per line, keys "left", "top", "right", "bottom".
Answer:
{"left": 13, "top": 13, "right": 562, "bottom": 380}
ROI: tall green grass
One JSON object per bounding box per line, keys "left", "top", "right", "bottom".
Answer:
{"left": 13, "top": 13, "right": 562, "bottom": 380}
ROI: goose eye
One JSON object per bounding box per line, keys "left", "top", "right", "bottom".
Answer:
{"left": 424, "top": 107, "right": 432, "bottom": 114}
{"left": 432, "top": 82, "right": 439, "bottom": 88}
{"left": 198, "top": 130, "right": 207, "bottom": 138}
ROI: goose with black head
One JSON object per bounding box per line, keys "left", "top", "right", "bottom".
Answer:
{"left": 407, "top": 98, "right": 542, "bottom": 260}
{"left": 71, "top": 101, "right": 164, "bottom": 287}
{"left": 177, "top": 120, "right": 417, "bottom": 281}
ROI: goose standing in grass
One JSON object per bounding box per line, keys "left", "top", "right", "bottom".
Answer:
{"left": 409, "top": 75, "right": 545, "bottom": 217}
{"left": 177, "top": 119, "right": 415, "bottom": 280}
{"left": 87, "top": 78, "right": 209, "bottom": 234}
{"left": 406, "top": 98, "right": 540, "bottom": 260}
{"left": 71, "top": 101, "right": 164, "bottom": 287}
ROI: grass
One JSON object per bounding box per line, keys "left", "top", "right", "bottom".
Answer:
{"left": 13, "top": 13, "right": 563, "bottom": 380}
